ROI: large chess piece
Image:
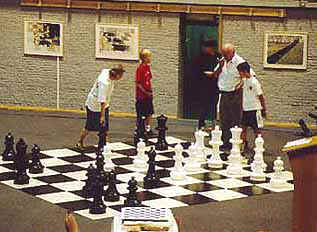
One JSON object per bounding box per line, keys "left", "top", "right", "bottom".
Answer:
{"left": 134, "top": 116, "right": 148, "bottom": 146}
{"left": 124, "top": 176, "right": 142, "bottom": 207}
{"left": 104, "top": 170, "right": 120, "bottom": 202}
{"left": 270, "top": 156, "right": 288, "bottom": 188}
{"left": 29, "top": 144, "right": 44, "bottom": 174}
{"left": 143, "top": 147, "right": 160, "bottom": 187}
{"left": 193, "top": 129, "right": 208, "bottom": 162}
{"left": 98, "top": 125, "right": 106, "bottom": 152}
{"left": 2, "top": 132, "right": 15, "bottom": 161}
{"left": 155, "top": 115, "right": 168, "bottom": 151}
{"left": 133, "top": 139, "right": 148, "bottom": 169}
{"left": 82, "top": 164, "right": 97, "bottom": 198}
{"left": 14, "top": 138, "right": 30, "bottom": 185}
{"left": 170, "top": 143, "right": 186, "bottom": 180}
{"left": 89, "top": 173, "right": 106, "bottom": 214}
{"left": 95, "top": 150, "right": 108, "bottom": 186}
{"left": 207, "top": 126, "right": 224, "bottom": 168}
{"left": 103, "top": 144, "right": 115, "bottom": 171}
{"left": 184, "top": 143, "right": 201, "bottom": 172}
{"left": 250, "top": 135, "right": 267, "bottom": 181}
{"left": 226, "top": 126, "right": 243, "bottom": 175}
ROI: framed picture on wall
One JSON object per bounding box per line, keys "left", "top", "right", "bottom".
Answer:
{"left": 24, "top": 21, "right": 63, "bottom": 57}
{"left": 96, "top": 24, "right": 139, "bottom": 60}
{"left": 263, "top": 32, "right": 308, "bottom": 69}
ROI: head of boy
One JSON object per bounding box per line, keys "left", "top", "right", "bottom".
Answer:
{"left": 109, "top": 64, "right": 125, "bottom": 80}
{"left": 139, "top": 48, "right": 152, "bottom": 64}
{"left": 237, "top": 62, "right": 251, "bottom": 79}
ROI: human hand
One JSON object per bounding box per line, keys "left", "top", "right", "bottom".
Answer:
{"left": 65, "top": 211, "right": 79, "bottom": 232}
{"left": 261, "top": 109, "right": 267, "bottom": 119}
{"left": 100, "top": 115, "right": 105, "bottom": 126}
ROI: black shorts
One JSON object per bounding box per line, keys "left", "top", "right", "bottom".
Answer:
{"left": 85, "top": 106, "right": 109, "bottom": 132}
{"left": 136, "top": 99, "right": 154, "bottom": 117}
{"left": 241, "top": 110, "right": 259, "bottom": 131}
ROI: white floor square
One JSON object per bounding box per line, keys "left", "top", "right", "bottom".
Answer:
{"left": 208, "top": 178, "right": 252, "bottom": 189}
{"left": 115, "top": 183, "right": 144, "bottom": 195}
{"left": 28, "top": 168, "right": 60, "bottom": 178}
{"left": 200, "top": 189, "right": 248, "bottom": 201}
{"left": 75, "top": 161, "right": 95, "bottom": 169}
{"left": 266, "top": 171, "right": 293, "bottom": 181}
{"left": 166, "top": 167, "right": 209, "bottom": 175}
{"left": 37, "top": 192, "right": 83, "bottom": 204}
{"left": 41, "top": 158, "right": 71, "bottom": 167}
{"left": 148, "top": 136, "right": 187, "bottom": 144}
{"left": 0, "top": 166, "right": 11, "bottom": 173}
{"left": 256, "top": 183, "right": 294, "bottom": 193}
{"left": 213, "top": 169, "right": 252, "bottom": 179}
{"left": 63, "top": 170, "right": 87, "bottom": 181}
{"left": 161, "top": 176, "right": 202, "bottom": 186}
{"left": 51, "top": 181, "right": 85, "bottom": 192}
{"left": 2, "top": 178, "right": 47, "bottom": 189}
{"left": 103, "top": 142, "right": 135, "bottom": 151}
{"left": 142, "top": 198, "right": 188, "bottom": 209}
{"left": 41, "top": 149, "right": 80, "bottom": 158}
{"left": 104, "top": 196, "right": 126, "bottom": 206}
{"left": 116, "top": 172, "right": 145, "bottom": 183}
{"left": 76, "top": 207, "right": 120, "bottom": 220}
{"left": 149, "top": 186, "right": 194, "bottom": 197}
{"left": 0, "top": 159, "right": 14, "bottom": 165}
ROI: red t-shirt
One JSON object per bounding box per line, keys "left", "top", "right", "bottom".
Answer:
{"left": 135, "top": 63, "right": 153, "bottom": 100}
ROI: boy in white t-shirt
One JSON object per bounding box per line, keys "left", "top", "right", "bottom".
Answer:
{"left": 237, "top": 62, "right": 267, "bottom": 152}
{"left": 77, "top": 65, "right": 125, "bottom": 148}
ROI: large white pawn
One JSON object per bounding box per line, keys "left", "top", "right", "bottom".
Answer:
{"left": 194, "top": 130, "right": 208, "bottom": 162}
{"left": 133, "top": 139, "right": 148, "bottom": 169}
{"left": 250, "top": 152, "right": 266, "bottom": 181}
{"left": 207, "top": 126, "right": 224, "bottom": 168}
{"left": 184, "top": 143, "right": 201, "bottom": 172}
{"left": 170, "top": 143, "right": 186, "bottom": 180}
{"left": 253, "top": 134, "right": 267, "bottom": 171}
{"left": 270, "top": 156, "right": 288, "bottom": 188}
{"left": 104, "top": 144, "right": 115, "bottom": 171}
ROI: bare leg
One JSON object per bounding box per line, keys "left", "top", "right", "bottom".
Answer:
{"left": 78, "top": 128, "right": 89, "bottom": 147}
{"left": 145, "top": 115, "right": 152, "bottom": 130}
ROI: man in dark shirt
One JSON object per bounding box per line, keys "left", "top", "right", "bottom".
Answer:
{"left": 193, "top": 40, "right": 221, "bottom": 130}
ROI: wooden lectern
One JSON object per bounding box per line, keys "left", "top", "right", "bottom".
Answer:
{"left": 282, "top": 136, "right": 317, "bottom": 232}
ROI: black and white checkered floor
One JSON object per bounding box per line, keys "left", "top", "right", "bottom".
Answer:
{"left": 0, "top": 136, "right": 294, "bottom": 220}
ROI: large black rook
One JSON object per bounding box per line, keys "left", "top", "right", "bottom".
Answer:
{"left": 29, "top": 144, "right": 44, "bottom": 174}
{"left": 2, "top": 132, "right": 15, "bottom": 161}
{"left": 14, "top": 138, "right": 30, "bottom": 185}
{"left": 155, "top": 114, "right": 168, "bottom": 151}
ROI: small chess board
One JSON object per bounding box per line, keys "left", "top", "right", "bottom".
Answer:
{"left": 0, "top": 137, "right": 294, "bottom": 220}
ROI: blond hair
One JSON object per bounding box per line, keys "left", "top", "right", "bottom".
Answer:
{"left": 139, "top": 48, "right": 152, "bottom": 63}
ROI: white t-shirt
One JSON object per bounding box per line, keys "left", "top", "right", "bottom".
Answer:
{"left": 85, "top": 69, "right": 114, "bottom": 112}
{"left": 243, "top": 75, "right": 263, "bottom": 111}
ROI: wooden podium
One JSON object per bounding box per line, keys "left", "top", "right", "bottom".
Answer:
{"left": 282, "top": 136, "right": 317, "bottom": 232}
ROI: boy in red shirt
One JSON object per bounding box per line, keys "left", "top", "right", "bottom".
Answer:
{"left": 135, "top": 49, "right": 155, "bottom": 135}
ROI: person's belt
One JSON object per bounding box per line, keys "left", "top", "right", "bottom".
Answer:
{"left": 219, "top": 89, "right": 240, "bottom": 95}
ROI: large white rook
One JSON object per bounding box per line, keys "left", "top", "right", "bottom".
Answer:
{"left": 194, "top": 130, "right": 209, "bottom": 162}
{"left": 227, "top": 126, "right": 243, "bottom": 175}
{"left": 170, "top": 143, "right": 186, "bottom": 180}
{"left": 133, "top": 139, "right": 148, "bottom": 170}
{"left": 207, "top": 126, "right": 224, "bottom": 168}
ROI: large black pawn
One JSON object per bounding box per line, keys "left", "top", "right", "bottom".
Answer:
{"left": 29, "top": 144, "right": 44, "bottom": 174}
{"left": 155, "top": 115, "right": 168, "bottom": 151}
{"left": 143, "top": 147, "right": 159, "bottom": 188}
{"left": 2, "top": 133, "right": 15, "bottom": 161}
{"left": 89, "top": 174, "right": 106, "bottom": 214}
{"left": 14, "top": 138, "right": 30, "bottom": 185}
{"left": 124, "top": 177, "right": 141, "bottom": 207}
{"left": 104, "top": 170, "right": 120, "bottom": 202}
{"left": 82, "top": 164, "right": 97, "bottom": 198}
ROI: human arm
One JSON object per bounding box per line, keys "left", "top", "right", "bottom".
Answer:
{"left": 258, "top": 94, "right": 267, "bottom": 118}
{"left": 65, "top": 211, "right": 79, "bottom": 232}
{"left": 136, "top": 83, "right": 153, "bottom": 97}
{"left": 98, "top": 81, "right": 109, "bottom": 125}
{"left": 205, "top": 57, "right": 225, "bottom": 78}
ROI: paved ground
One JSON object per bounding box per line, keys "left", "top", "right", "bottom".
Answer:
{"left": 0, "top": 109, "right": 301, "bottom": 232}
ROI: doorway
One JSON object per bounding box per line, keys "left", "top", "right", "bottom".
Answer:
{"left": 181, "top": 15, "right": 220, "bottom": 120}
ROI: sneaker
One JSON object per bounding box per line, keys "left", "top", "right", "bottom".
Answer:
{"left": 75, "top": 142, "right": 84, "bottom": 150}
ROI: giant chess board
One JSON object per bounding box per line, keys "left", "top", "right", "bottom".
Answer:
{"left": 0, "top": 136, "right": 294, "bottom": 220}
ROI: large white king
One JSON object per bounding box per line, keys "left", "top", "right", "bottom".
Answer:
{"left": 193, "top": 129, "right": 209, "bottom": 162}
{"left": 207, "top": 126, "right": 224, "bottom": 168}
{"left": 170, "top": 143, "right": 186, "bottom": 180}
{"left": 133, "top": 139, "right": 148, "bottom": 170}
{"left": 226, "top": 126, "right": 243, "bottom": 175}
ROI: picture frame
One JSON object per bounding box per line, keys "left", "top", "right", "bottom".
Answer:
{"left": 24, "top": 20, "right": 63, "bottom": 57}
{"left": 263, "top": 31, "right": 308, "bottom": 70}
{"left": 95, "top": 24, "right": 139, "bottom": 60}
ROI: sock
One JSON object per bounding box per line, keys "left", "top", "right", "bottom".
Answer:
{"left": 146, "top": 125, "right": 151, "bottom": 131}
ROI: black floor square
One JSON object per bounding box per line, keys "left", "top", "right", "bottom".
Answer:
{"left": 0, "top": 171, "right": 16, "bottom": 181}
{"left": 48, "top": 164, "right": 85, "bottom": 173}
{"left": 240, "top": 176, "right": 270, "bottom": 184}
{"left": 37, "top": 153, "right": 54, "bottom": 159}
{"left": 60, "top": 155, "right": 94, "bottom": 163}
{"left": 112, "top": 157, "right": 134, "bottom": 166}
{"left": 57, "top": 199, "right": 91, "bottom": 211}
{"left": 182, "top": 183, "right": 221, "bottom": 192}
{"left": 109, "top": 203, "right": 147, "bottom": 212}
{"left": 21, "top": 185, "right": 63, "bottom": 195}
{"left": 70, "top": 190, "right": 86, "bottom": 198}
{"left": 115, "top": 149, "right": 136, "bottom": 157}
{"left": 173, "top": 193, "right": 216, "bottom": 205}
{"left": 138, "top": 180, "right": 171, "bottom": 189}
{"left": 156, "top": 160, "right": 175, "bottom": 169}
{"left": 155, "top": 169, "right": 171, "bottom": 178}
{"left": 1, "top": 163, "right": 15, "bottom": 170}
{"left": 35, "top": 174, "right": 76, "bottom": 184}
{"left": 114, "top": 167, "right": 133, "bottom": 175}
{"left": 122, "top": 191, "right": 163, "bottom": 201}
{"left": 157, "top": 152, "right": 175, "bottom": 159}
{"left": 201, "top": 164, "right": 228, "bottom": 172}
{"left": 189, "top": 172, "right": 226, "bottom": 181}
{"left": 232, "top": 186, "right": 271, "bottom": 196}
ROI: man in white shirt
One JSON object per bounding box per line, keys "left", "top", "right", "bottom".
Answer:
{"left": 77, "top": 64, "right": 125, "bottom": 148}
{"left": 237, "top": 62, "right": 267, "bottom": 152}
{"left": 212, "top": 43, "right": 251, "bottom": 149}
